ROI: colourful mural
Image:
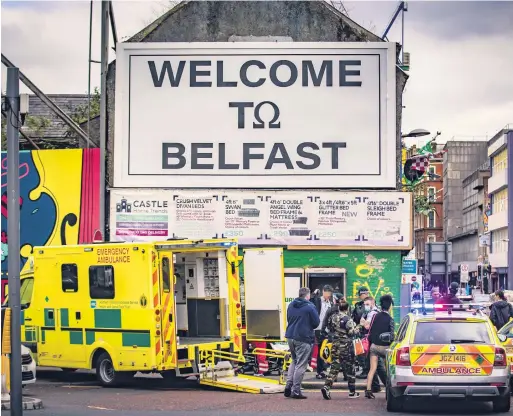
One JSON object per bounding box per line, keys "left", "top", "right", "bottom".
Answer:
{"left": 1, "top": 149, "right": 100, "bottom": 301}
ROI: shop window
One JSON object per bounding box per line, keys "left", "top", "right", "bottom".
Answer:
{"left": 62, "top": 264, "right": 78, "bottom": 292}
{"left": 89, "top": 266, "right": 115, "bottom": 299}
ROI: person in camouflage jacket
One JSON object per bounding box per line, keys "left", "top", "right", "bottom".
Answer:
{"left": 321, "top": 300, "right": 363, "bottom": 400}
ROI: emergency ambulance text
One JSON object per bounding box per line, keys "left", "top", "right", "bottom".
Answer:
{"left": 97, "top": 247, "right": 131, "bottom": 264}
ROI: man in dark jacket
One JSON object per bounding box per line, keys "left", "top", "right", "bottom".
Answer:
{"left": 435, "top": 282, "right": 462, "bottom": 308}
{"left": 311, "top": 285, "right": 334, "bottom": 379}
{"left": 490, "top": 290, "right": 513, "bottom": 331}
{"left": 284, "top": 287, "right": 320, "bottom": 400}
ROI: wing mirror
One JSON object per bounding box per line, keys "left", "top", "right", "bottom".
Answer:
{"left": 497, "top": 334, "right": 507, "bottom": 343}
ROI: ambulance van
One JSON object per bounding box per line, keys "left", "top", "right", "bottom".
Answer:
{"left": 13, "top": 239, "right": 287, "bottom": 393}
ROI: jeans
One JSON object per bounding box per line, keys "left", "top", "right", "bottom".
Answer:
{"left": 286, "top": 339, "right": 312, "bottom": 395}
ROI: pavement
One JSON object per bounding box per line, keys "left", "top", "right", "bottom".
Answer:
{"left": 15, "top": 367, "right": 511, "bottom": 415}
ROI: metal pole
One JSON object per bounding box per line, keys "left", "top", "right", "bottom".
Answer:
{"left": 507, "top": 131, "right": 513, "bottom": 290}
{"left": 401, "top": 5, "right": 405, "bottom": 63}
{"left": 87, "top": 0, "right": 93, "bottom": 148}
{"left": 99, "top": 0, "right": 109, "bottom": 239}
{"left": 6, "top": 67, "right": 22, "bottom": 416}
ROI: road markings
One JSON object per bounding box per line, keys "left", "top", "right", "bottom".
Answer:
{"left": 62, "top": 385, "right": 100, "bottom": 389}
{"left": 88, "top": 406, "right": 114, "bottom": 410}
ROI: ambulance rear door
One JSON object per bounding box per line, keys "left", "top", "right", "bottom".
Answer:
{"left": 243, "top": 248, "right": 285, "bottom": 341}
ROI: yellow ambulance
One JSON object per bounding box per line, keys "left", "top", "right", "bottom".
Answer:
{"left": 12, "top": 239, "right": 287, "bottom": 393}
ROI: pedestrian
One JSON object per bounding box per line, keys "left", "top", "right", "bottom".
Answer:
{"left": 360, "top": 296, "right": 385, "bottom": 393}
{"left": 490, "top": 290, "right": 513, "bottom": 331}
{"left": 312, "top": 285, "right": 335, "bottom": 379}
{"left": 435, "top": 282, "right": 462, "bottom": 309}
{"left": 284, "top": 287, "right": 320, "bottom": 399}
{"left": 306, "top": 288, "right": 322, "bottom": 372}
{"left": 321, "top": 299, "right": 362, "bottom": 400}
{"left": 321, "top": 292, "right": 349, "bottom": 382}
{"left": 365, "top": 294, "right": 395, "bottom": 399}
{"left": 352, "top": 287, "right": 369, "bottom": 378}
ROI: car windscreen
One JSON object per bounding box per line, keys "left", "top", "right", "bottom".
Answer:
{"left": 413, "top": 321, "right": 491, "bottom": 344}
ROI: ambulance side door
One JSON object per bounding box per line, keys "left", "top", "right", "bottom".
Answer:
{"left": 158, "top": 253, "right": 177, "bottom": 368}
{"left": 243, "top": 248, "right": 285, "bottom": 342}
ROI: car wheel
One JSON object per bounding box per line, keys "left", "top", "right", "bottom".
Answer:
{"left": 492, "top": 396, "right": 511, "bottom": 413}
{"left": 96, "top": 352, "right": 132, "bottom": 387}
{"left": 386, "top": 385, "right": 404, "bottom": 412}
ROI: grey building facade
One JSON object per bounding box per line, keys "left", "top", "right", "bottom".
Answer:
{"left": 443, "top": 141, "right": 488, "bottom": 278}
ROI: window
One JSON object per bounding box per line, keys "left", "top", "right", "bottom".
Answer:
{"left": 20, "top": 278, "right": 34, "bottom": 307}
{"left": 89, "top": 266, "right": 115, "bottom": 299}
{"left": 492, "top": 148, "right": 508, "bottom": 174}
{"left": 162, "top": 257, "right": 171, "bottom": 293}
{"left": 427, "top": 187, "right": 436, "bottom": 202}
{"left": 428, "top": 166, "right": 436, "bottom": 176}
{"left": 428, "top": 211, "right": 435, "bottom": 228}
{"left": 61, "top": 264, "right": 78, "bottom": 292}
{"left": 492, "top": 188, "right": 508, "bottom": 214}
{"left": 427, "top": 234, "right": 436, "bottom": 243}
{"left": 491, "top": 228, "right": 508, "bottom": 254}
{"left": 413, "top": 321, "right": 491, "bottom": 344}
{"left": 396, "top": 317, "right": 410, "bottom": 342}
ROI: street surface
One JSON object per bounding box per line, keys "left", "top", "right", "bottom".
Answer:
{"left": 19, "top": 368, "right": 511, "bottom": 416}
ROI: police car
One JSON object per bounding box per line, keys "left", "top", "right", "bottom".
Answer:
{"left": 386, "top": 305, "right": 510, "bottom": 413}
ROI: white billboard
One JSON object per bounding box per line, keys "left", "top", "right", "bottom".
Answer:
{"left": 109, "top": 189, "right": 412, "bottom": 249}
{"left": 114, "top": 43, "right": 397, "bottom": 189}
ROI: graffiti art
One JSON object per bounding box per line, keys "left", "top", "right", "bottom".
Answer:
{"left": 1, "top": 148, "right": 100, "bottom": 302}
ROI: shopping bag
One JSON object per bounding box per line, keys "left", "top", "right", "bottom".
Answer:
{"left": 353, "top": 338, "right": 365, "bottom": 356}
{"left": 361, "top": 336, "right": 370, "bottom": 354}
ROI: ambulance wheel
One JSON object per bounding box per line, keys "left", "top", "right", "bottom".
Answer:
{"left": 386, "top": 385, "right": 404, "bottom": 412}
{"left": 96, "top": 352, "right": 127, "bottom": 387}
{"left": 492, "top": 396, "right": 510, "bottom": 413}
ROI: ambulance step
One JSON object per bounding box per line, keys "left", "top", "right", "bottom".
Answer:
{"left": 198, "top": 361, "right": 284, "bottom": 394}
{"left": 200, "top": 375, "right": 285, "bottom": 394}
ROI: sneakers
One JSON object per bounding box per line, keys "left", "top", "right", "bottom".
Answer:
{"left": 284, "top": 386, "right": 291, "bottom": 398}
{"left": 316, "top": 373, "right": 327, "bottom": 379}
{"left": 349, "top": 392, "right": 360, "bottom": 399}
{"left": 291, "top": 393, "right": 307, "bottom": 399}
{"left": 306, "top": 366, "right": 314, "bottom": 372}
{"left": 321, "top": 386, "right": 331, "bottom": 400}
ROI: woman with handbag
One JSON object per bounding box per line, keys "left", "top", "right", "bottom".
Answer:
{"left": 365, "top": 295, "right": 395, "bottom": 399}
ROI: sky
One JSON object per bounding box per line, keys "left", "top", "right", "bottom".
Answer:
{"left": 1, "top": 0, "right": 513, "bottom": 143}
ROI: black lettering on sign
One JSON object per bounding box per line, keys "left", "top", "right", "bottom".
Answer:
{"left": 240, "top": 60, "right": 266, "bottom": 87}
{"left": 190, "top": 61, "right": 212, "bottom": 87}
{"left": 148, "top": 60, "right": 363, "bottom": 88}
{"left": 253, "top": 101, "right": 281, "bottom": 129}
{"left": 296, "top": 142, "right": 321, "bottom": 169}
{"left": 148, "top": 61, "right": 185, "bottom": 87}
{"left": 160, "top": 142, "right": 348, "bottom": 171}
{"left": 339, "top": 60, "right": 362, "bottom": 87}
{"left": 243, "top": 143, "right": 265, "bottom": 169}
{"left": 162, "top": 143, "right": 186, "bottom": 169}
{"left": 302, "top": 61, "right": 333, "bottom": 87}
